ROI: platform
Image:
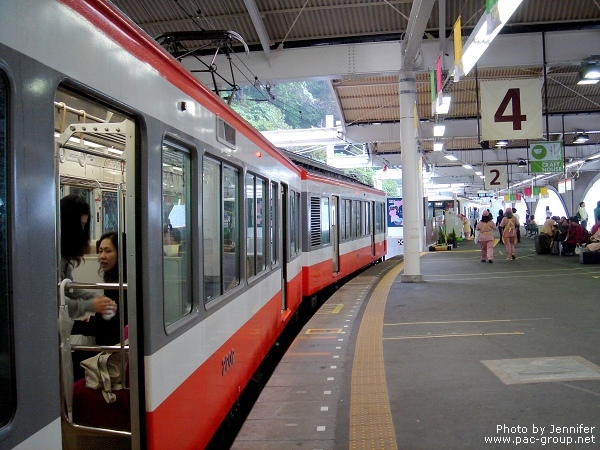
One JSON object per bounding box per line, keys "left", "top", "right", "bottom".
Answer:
{"left": 232, "top": 235, "right": 600, "bottom": 449}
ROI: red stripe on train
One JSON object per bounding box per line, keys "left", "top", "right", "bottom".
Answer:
{"left": 146, "top": 273, "right": 302, "bottom": 449}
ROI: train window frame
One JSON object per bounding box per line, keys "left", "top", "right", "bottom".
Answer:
{"left": 245, "top": 172, "right": 268, "bottom": 279}
{"left": 270, "top": 181, "right": 278, "bottom": 267}
{"left": 202, "top": 155, "right": 243, "bottom": 307}
{"left": 216, "top": 117, "right": 236, "bottom": 149}
{"left": 0, "top": 68, "right": 14, "bottom": 429}
{"left": 162, "top": 139, "right": 194, "bottom": 327}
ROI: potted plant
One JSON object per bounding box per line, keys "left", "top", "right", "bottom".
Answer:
{"left": 448, "top": 230, "right": 458, "bottom": 248}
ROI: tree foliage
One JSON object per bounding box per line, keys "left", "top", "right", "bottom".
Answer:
{"left": 381, "top": 179, "right": 399, "bottom": 197}
{"left": 343, "top": 167, "right": 375, "bottom": 186}
{"left": 230, "top": 81, "right": 338, "bottom": 131}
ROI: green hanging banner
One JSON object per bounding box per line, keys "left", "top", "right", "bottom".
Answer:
{"left": 528, "top": 141, "right": 564, "bottom": 173}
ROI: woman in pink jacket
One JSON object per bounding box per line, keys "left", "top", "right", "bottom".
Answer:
{"left": 500, "top": 207, "right": 520, "bottom": 260}
{"left": 476, "top": 210, "right": 497, "bottom": 263}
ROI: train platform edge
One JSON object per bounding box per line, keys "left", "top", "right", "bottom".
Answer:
{"left": 232, "top": 237, "right": 600, "bottom": 449}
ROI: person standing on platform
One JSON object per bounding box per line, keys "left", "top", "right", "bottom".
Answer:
{"left": 496, "top": 209, "right": 504, "bottom": 244}
{"left": 546, "top": 205, "right": 552, "bottom": 219}
{"left": 512, "top": 207, "right": 521, "bottom": 243}
{"left": 500, "top": 207, "right": 519, "bottom": 260}
{"left": 577, "top": 201, "right": 588, "bottom": 230}
{"left": 476, "top": 210, "right": 496, "bottom": 263}
{"left": 594, "top": 201, "right": 600, "bottom": 223}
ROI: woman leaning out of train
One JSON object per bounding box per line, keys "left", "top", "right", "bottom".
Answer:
{"left": 476, "top": 210, "right": 497, "bottom": 263}
{"left": 60, "top": 194, "right": 116, "bottom": 318}
{"left": 500, "top": 207, "right": 519, "bottom": 260}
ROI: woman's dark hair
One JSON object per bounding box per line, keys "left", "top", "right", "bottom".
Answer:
{"left": 60, "top": 194, "right": 91, "bottom": 266}
{"left": 481, "top": 214, "right": 491, "bottom": 222}
{"left": 97, "top": 231, "right": 126, "bottom": 283}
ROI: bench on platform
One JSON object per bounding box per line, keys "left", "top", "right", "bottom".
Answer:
{"left": 525, "top": 223, "right": 539, "bottom": 236}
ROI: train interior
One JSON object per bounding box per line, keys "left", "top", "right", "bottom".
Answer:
{"left": 55, "top": 88, "right": 135, "bottom": 448}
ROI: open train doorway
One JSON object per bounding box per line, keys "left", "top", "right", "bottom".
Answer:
{"left": 54, "top": 87, "right": 138, "bottom": 449}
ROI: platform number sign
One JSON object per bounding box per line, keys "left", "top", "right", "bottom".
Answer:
{"left": 484, "top": 165, "right": 507, "bottom": 189}
{"left": 480, "top": 79, "right": 543, "bottom": 141}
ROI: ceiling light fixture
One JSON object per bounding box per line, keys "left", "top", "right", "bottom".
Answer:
{"left": 433, "top": 124, "right": 446, "bottom": 137}
{"left": 577, "top": 57, "right": 600, "bottom": 85}
{"left": 435, "top": 96, "right": 452, "bottom": 115}
{"left": 444, "top": 154, "right": 458, "bottom": 161}
{"left": 453, "top": 0, "right": 524, "bottom": 81}
{"left": 495, "top": 139, "right": 509, "bottom": 147}
{"left": 574, "top": 131, "right": 590, "bottom": 144}
{"left": 433, "top": 141, "right": 444, "bottom": 151}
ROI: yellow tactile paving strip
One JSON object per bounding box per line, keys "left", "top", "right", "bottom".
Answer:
{"left": 349, "top": 260, "right": 404, "bottom": 450}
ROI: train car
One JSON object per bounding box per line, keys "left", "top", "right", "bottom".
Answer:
{"left": 286, "top": 153, "right": 387, "bottom": 300}
{"left": 0, "top": 1, "right": 385, "bottom": 449}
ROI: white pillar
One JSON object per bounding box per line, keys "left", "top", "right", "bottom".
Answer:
{"left": 399, "top": 70, "right": 423, "bottom": 282}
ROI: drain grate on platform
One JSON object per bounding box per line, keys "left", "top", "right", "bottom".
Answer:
{"left": 481, "top": 356, "right": 600, "bottom": 385}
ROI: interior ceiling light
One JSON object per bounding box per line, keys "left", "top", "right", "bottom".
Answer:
{"left": 517, "top": 159, "right": 527, "bottom": 167}
{"left": 433, "top": 124, "right": 446, "bottom": 137}
{"left": 453, "top": 0, "right": 524, "bottom": 80}
{"left": 433, "top": 141, "right": 444, "bottom": 151}
{"left": 495, "top": 139, "right": 509, "bottom": 147}
{"left": 444, "top": 154, "right": 458, "bottom": 161}
{"left": 462, "top": 164, "right": 473, "bottom": 169}
{"left": 577, "top": 56, "right": 600, "bottom": 84}
{"left": 435, "top": 96, "right": 451, "bottom": 115}
{"left": 574, "top": 132, "right": 590, "bottom": 144}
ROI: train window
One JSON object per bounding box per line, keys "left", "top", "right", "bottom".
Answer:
{"left": 375, "top": 202, "right": 384, "bottom": 233}
{"left": 365, "top": 201, "right": 372, "bottom": 235}
{"left": 102, "top": 190, "right": 118, "bottom": 233}
{"left": 0, "top": 71, "right": 13, "bottom": 428}
{"left": 162, "top": 142, "right": 192, "bottom": 326}
{"left": 321, "top": 197, "right": 330, "bottom": 244}
{"left": 203, "top": 157, "right": 240, "bottom": 303}
{"left": 343, "top": 199, "right": 351, "bottom": 240}
{"left": 216, "top": 117, "right": 236, "bottom": 148}
{"left": 353, "top": 200, "right": 360, "bottom": 238}
{"left": 245, "top": 173, "right": 266, "bottom": 277}
{"left": 289, "top": 190, "right": 301, "bottom": 256}
{"left": 270, "top": 182, "right": 278, "bottom": 265}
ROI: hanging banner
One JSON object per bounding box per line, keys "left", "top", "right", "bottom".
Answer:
{"left": 453, "top": 17, "right": 462, "bottom": 66}
{"left": 484, "top": 164, "right": 507, "bottom": 189}
{"left": 486, "top": 0, "right": 501, "bottom": 35}
{"left": 523, "top": 187, "right": 532, "bottom": 197}
{"left": 540, "top": 187, "right": 549, "bottom": 198}
{"left": 480, "top": 79, "right": 543, "bottom": 140}
{"left": 528, "top": 141, "right": 564, "bottom": 173}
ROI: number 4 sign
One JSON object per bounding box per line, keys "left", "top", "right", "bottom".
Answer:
{"left": 480, "top": 79, "right": 543, "bottom": 141}
{"left": 484, "top": 165, "right": 508, "bottom": 189}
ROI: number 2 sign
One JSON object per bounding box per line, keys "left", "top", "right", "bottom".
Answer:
{"left": 484, "top": 165, "right": 507, "bottom": 189}
{"left": 480, "top": 79, "right": 543, "bottom": 141}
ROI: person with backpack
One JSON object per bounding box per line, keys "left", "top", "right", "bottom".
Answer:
{"left": 500, "top": 207, "right": 519, "bottom": 260}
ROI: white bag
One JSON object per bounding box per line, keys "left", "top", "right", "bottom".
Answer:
{"left": 474, "top": 229, "right": 480, "bottom": 244}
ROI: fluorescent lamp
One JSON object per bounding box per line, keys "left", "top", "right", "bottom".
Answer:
{"left": 495, "top": 139, "right": 509, "bottom": 147}
{"left": 574, "top": 133, "right": 589, "bottom": 144}
{"left": 444, "top": 154, "right": 458, "bottom": 161}
{"left": 433, "top": 141, "right": 444, "bottom": 151}
{"left": 462, "top": 164, "right": 473, "bottom": 169}
{"left": 436, "top": 96, "right": 451, "bottom": 114}
{"left": 433, "top": 124, "right": 446, "bottom": 137}
{"left": 587, "top": 153, "right": 600, "bottom": 160}
{"left": 454, "top": 0, "right": 523, "bottom": 80}
{"left": 577, "top": 76, "right": 599, "bottom": 85}
{"left": 582, "top": 65, "right": 600, "bottom": 80}
{"left": 475, "top": 171, "right": 482, "bottom": 175}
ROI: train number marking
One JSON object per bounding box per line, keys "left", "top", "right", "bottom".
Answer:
{"left": 222, "top": 349, "right": 235, "bottom": 376}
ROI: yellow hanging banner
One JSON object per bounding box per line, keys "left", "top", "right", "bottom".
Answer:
{"left": 453, "top": 17, "right": 462, "bottom": 66}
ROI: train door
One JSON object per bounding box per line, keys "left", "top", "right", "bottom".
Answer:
{"left": 54, "top": 88, "right": 138, "bottom": 450}
{"left": 280, "top": 183, "right": 288, "bottom": 310}
{"left": 331, "top": 196, "right": 340, "bottom": 273}
{"left": 370, "top": 201, "right": 376, "bottom": 256}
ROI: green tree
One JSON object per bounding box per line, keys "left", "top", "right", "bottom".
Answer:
{"left": 230, "top": 94, "right": 289, "bottom": 131}
{"left": 343, "top": 167, "right": 376, "bottom": 186}
{"left": 381, "top": 179, "right": 399, "bottom": 197}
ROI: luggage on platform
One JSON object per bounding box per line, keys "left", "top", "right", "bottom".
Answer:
{"left": 534, "top": 234, "right": 551, "bottom": 254}
{"left": 551, "top": 239, "right": 560, "bottom": 255}
{"left": 579, "top": 250, "right": 600, "bottom": 264}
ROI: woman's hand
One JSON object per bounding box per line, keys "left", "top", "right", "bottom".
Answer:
{"left": 93, "top": 296, "right": 117, "bottom": 315}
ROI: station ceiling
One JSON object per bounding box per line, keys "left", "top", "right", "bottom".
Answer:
{"left": 111, "top": 0, "right": 600, "bottom": 195}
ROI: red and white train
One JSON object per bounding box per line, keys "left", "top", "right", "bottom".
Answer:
{"left": 0, "top": 1, "right": 386, "bottom": 449}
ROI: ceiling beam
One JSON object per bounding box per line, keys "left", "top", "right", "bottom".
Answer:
{"left": 242, "top": 0, "right": 272, "bottom": 60}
